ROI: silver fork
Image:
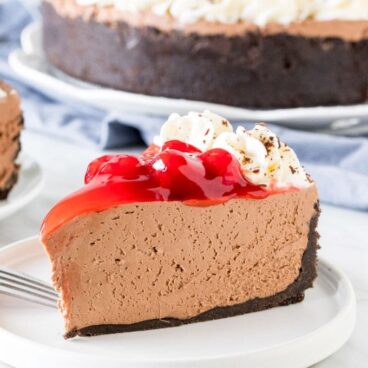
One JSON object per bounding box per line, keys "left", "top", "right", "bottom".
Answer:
{"left": 0, "top": 268, "right": 58, "bottom": 308}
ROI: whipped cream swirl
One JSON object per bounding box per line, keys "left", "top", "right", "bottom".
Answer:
{"left": 156, "top": 111, "right": 232, "bottom": 152}
{"left": 0, "top": 88, "right": 7, "bottom": 99}
{"left": 76, "top": 0, "right": 368, "bottom": 26}
{"left": 156, "top": 111, "right": 311, "bottom": 189}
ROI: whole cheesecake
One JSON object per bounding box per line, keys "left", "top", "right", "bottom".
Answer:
{"left": 42, "top": 0, "right": 368, "bottom": 108}
{"left": 0, "top": 81, "right": 23, "bottom": 200}
{"left": 41, "top": 111, "right": 320, "bottom": 338}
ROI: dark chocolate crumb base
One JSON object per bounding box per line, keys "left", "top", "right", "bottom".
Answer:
{"left": 65, "top": 202, "right": 320, "bottom": 339}
{"left": 0, "top": 171, "right": 19, "bottom": 200}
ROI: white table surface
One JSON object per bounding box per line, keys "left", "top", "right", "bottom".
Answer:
{"left": 0, "top": 131, "right": 367, "bottom": 368}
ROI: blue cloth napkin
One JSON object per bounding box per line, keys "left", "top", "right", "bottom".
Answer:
{"left": 1, "top": 0, "right": 368, "bottom": 211}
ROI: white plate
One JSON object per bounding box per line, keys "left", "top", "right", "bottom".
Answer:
{"left": 0, "top": 155, "right": 44, "bottom": 220}
{"left": 0, "top": 236, "right": 356, "bottom": 368}
{"left": 9, "top": 22, "right": 368, "bottom": 130}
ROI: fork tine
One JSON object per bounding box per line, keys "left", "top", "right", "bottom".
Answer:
{"left": 0, "top": 290, "right": 57, "bottom": 309}
{"left": 0, "top": 269, "right": 56, "bottom": 293}
{"left": 0, "top": 268, "right": 60, "bottom": 308}
{"left": 0, "top": 275, "right": 58, "bottom": 297}
{"left": 0, "top": 282, "right": 58, "bottom": 303}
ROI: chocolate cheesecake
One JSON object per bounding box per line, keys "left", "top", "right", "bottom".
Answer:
{"left": 0, "top": 82, "right": 23, "bottom": 200}
{"left": 41, "top": 111, "right": 320, "bottom": 338}
{"left": 42, "top": 0, "right": 368, "bottom": 108}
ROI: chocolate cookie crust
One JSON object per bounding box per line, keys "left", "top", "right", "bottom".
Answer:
{"left": 0, "top": 170, "right": 20, "bottom": 200}
{"left": 42, "top": 1, "right": 368, "bottom": 108}
{"left": 65, "top": 202, "right": 320, "bottom": 339}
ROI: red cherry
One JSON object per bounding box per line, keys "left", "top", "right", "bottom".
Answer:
{"left": 150, "top": 150, "right": 205, "bottom": 200}
{"left": 162, "top": 140, "right": 202, "bottom": 154}
{"left": 85, "top": 155, "right": 114, "bottom": 184}
{"left": 200, "top": 149, "right": 246, "bottom": 186}
{"left": 85, "top": 155, "right": 146, "bottom": 184}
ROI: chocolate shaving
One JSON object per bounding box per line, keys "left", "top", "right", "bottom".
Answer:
{"left": 277, "top": 137, "right": 281, "bottom": 148}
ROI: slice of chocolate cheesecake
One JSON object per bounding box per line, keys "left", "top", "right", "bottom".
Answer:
{"left": 41, "top": 111, "right": 320, "bottom": 338}
{"left": 0, "top": 81, "right": 23, "bottom": 200}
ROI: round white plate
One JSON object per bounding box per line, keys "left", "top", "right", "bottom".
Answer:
{"left": 8, "top": 22, "right": 368, "bottom": 130}
{"left": 0, "top": 236, "right": 356, "bottom": 368}
{"left": 0, "top": 155, "right": 44, "bottom": 221}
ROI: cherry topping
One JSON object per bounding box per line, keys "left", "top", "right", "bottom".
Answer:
{"left": 149, "top": 150, "right": 205, "bottom": 200}
{"left": 200, "top": 148, "right": 244, "bottom": 185}
{"left": 42, "top": 140, "right": 276, "bottom": 237}
{"left": 86, "top": 155, "right": 147, "bottom": 184}
{"left": 85, "top": 155, "right": 113, "bottom": 184}
{"left": 162, "top": 140, "right": 201, "bottom": 154}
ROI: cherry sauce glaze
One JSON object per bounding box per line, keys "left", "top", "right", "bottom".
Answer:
{"left": 42, "top": 141, "right": 295, "bottom": 237}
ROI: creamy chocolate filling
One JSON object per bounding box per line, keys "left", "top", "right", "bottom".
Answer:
{"left": 0, "top": 82, "right": 22, "bottom": 194}
{"left": 0, "top": 82, "right": 20, "bottom": 120}
{"left": 42, "top": 185, "right": 318, "bottom": 335}
{"left": 46, "top": 0, "right": 368, "bottom": 41}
